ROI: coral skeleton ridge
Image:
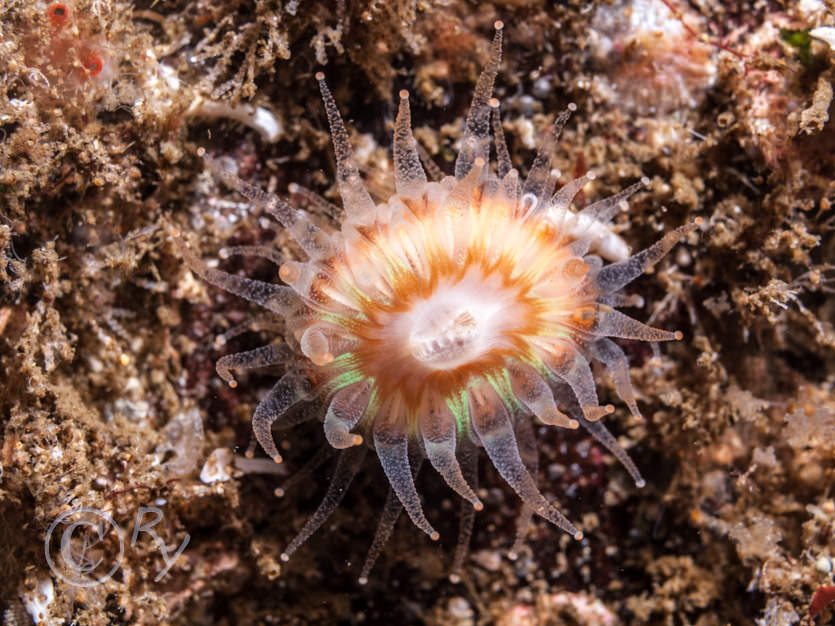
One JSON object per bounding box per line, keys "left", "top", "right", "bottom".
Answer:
{"left": 177, "top": 21, "right": 698, "bottom": 581}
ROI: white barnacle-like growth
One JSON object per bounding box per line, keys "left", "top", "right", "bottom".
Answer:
{"left": 176, "top": 20, "right": 699, "bottom": 581}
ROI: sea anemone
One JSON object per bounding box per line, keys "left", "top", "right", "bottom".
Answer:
{"left": 177, "top": 21, "right": 699, "bottom": 581}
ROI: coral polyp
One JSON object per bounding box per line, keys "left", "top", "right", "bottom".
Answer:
{"left": 178, "top": 21, "right": 698, "bottom": 580}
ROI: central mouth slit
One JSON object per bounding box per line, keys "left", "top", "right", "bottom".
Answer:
{"left": 387, "top": 268, "right": 525, "bottom": 372}
{"left": 409, "top": 308, "right": 479, "bottom": 365}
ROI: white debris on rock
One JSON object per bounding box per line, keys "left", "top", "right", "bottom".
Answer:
{"left": 21, "top": 577, "right": 56, "bottom": 626}
{"left": 200, "top": 447, "right": 236, "bottom": 483}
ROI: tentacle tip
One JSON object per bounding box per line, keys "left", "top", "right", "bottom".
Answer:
{"left": 507, "top": 551, "right": 518, "bottom": 561}
{"left": 567, "top": 102, "right": 578, "bottom": 112}
{"left": 279, "top": 263, "right": 300, "bottom": 284}
{"left": 358, "top": 576, "right": 369, "bottom": 586}
{"left": 273, "top": 487, "right": 285, "bottom": 498}
{"left": 311, "top": 352, "right": 334, "bottom": 366}
{"left": 635, "top": 478, "right": 647, "bottom": 488}
{"left": 214, "top": 336, "right": 226, "bottom": 346}
{"left": 586, "top": 169, "right": 596, "bottom": 181}
{"left": 488, "top": 97, "right": 500, "bottom": 109}
{"left": 196, "top": 146, "right": 206, "bottom": 157}
{"left": 398, "top": 89, "right": 409, "bottom": 100}
{"left": 279, "top": 553, "right": 290, "bottom": 562}
{"left": 694, "top": 216, "right": 704, "bottom": 226}
{"left": 448, "top": 573, "right": 462, "bottom": 584}
{"left": 573, "top": 531, "right": 584, "bottom": 541}
{"left": 244, "top": 449, "right": 255, "bottom": 459}
{"left": 582, "top": 405, "right": 612, "bottom": 422}
{"left": 567, "top": 419, "right": 579, "bottom": 430}
{"left": 227, "top": 380, "right": 238, "bottom": 389}
{"left": 640, "top": 175, "right": 651, "bottom": 186}
{"left": 429, "top": 531, "right": 440, "bottom": 541}
{"left": 272, "top": 454, "right": 283, "bottom": 464}
{"left": 494, "top": 20, "right": 504, "bottom": 31}
{"left": 674, "top": 330, "right": 684, "bottom": 340}
{"left": 473, "top": 501, "right": 484, "bottom": 511}
{"left": 314, "top": 71, "right": 325, "bottom": 81}
{"left": 352, "top": 434, "right": 364, "bottom": 446}
{"left": 474, "top": 156, "right": 487, "bottom": 168}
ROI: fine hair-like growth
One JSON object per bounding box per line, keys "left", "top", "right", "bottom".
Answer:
{"left": 177, "top": 21, "right": 699, "bottom": 582}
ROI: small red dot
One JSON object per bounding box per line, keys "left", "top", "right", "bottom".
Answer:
{"left": 84, "top": 56, "right": 103, "bottom": 76}
{"left": 48, "top": 3, "right": 70, "bottom": 28}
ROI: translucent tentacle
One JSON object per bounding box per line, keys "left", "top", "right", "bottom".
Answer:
{"left": 393, "top": 90, "right": 428, "bottom": 200}
{"left": 584, "top": 255, "right": 604, "bottom": 281}
{"left": 218, "top": 244, "right": 284, "bottom": 265}
{"left": 216, "top": 343, "right": 293, "bottom": 388}
{"left": 509, "top": 414, "right": 537, "bottom": 560}
{"left": 589, "top": 337, "right": 643, "bottom": 421}
{"left": 213, "top": 314, "right": 285, "bottom": 347}
{"left": 580, "top": 416, "right": 645, "bottom": 487}
{"left": 445, "top": 157, "right": 485, "bottom": 215}
{"left": 373, "top": 409, "right": 439, "bottom": 540}
{"left": 508, "top": 361, "right": 579, "bottom": 429}
{"left": 595, "top": 220, "right": 702, "bottom": 293}
{"left": 323, "top": 381, "right": 371, "bottom": 449}
{"left": 316, "top": 72, "right": 376, "bottom": 225}
{"left": 444, "top": 157, "right": 485, "bottom": 260}
{"left": 358, "top": 486, "right": 402, "bottom": 585}
{"left": 544, "top": 342, "right": 614, "bottom": 423}
{"left": 299, "top": 325, "right": 334, "bottom": 365}
{"left": 550, "top": 171, "right": 596, "bottom": 215}
{"left": 579, "top": 178, "right": 647, "bottom": 225}
{"left": 253, "top": 372, "right": 312, "bottom": 463}
{"left": 489, "top": 98, "right": 512, "bottom": 179}
{"left": 359, "top": 445, "right": 425, "bottom": 584}
{"left": 557, "top": 382, "right": 645, "bottom": 487}
{"left": 592, "top": 306, "right": 683, "bottom": 342}
{"left": 420, "top": 394, "right": 483, "bottom": 510}
{"left": 498, "top": 168, "right": 520, "bottom": 213}
{"left": 449, "top": 438, "right": 479, "bottom": 583}
{"left": 273, "top": 444, "right": 334, "bottom": 498}
{"left": 177, "top": 236, "right": 299, "bottom": 317}
{"left": 280, "top": 445, "right": 367, "bottom": 561}
{"left": 469, "top": 383, "right": 582, "bottom": 539}
{"left": 521, "top": 104, "right": 576, "bottom": 217}
{"left": 416, "top": 142, "right": 445, "bottom": 183}
{"left": 202, "top": 153, "right": 287, "bottom": 220}
{"left": 202, "top": 153, "right": 335, "bottom": 260}
{"left": 288, "top": 182, "right": 341, "bottom": 217}
{"left": 455, "top": 21, "right": 503, "bottom": 180}
{"left": 598, "top": 293, "right": 645, "bottom": 308}
{"left": 548, "top": 170, "right": 596, "bottom": 242}
{"left": 277, "top": 207, "right": 337, "bottom": 261}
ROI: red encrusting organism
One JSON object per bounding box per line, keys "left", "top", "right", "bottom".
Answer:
{"left": 47, "top": 3, "right": 71, "bottom": 29}
{"left": 27, "top": 2, "right": 116, "bottom": 91}
{"left": 177, "top": 22, "right": 701, "bottom": 582}
{"left": 78, "top": 45, "right": 104, "bottom": 77}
